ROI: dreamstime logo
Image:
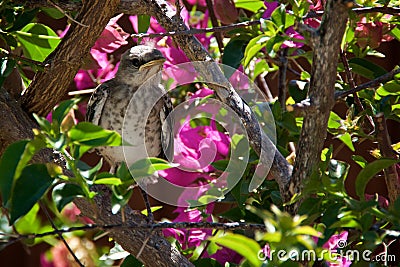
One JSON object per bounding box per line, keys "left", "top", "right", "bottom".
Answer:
{"left": 122, "top": 61, "right": 277, "bottom": 207}
{"left": 257, "top": 239, "right": 397, "bottom": 265}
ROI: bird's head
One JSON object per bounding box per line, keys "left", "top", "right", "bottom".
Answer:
{"left": 116, "top": 45, "right": 165, "bottom": 85}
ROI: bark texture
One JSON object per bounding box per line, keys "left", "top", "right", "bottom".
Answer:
{"left": 287, "top": 0, "right": 351, "bottom": 212}
{"left": 373, "top": 113, "right": 400, "bottom": 203}
{"left": 74, "top": 186, "right": 193, "bottom": 266}
{"left": 20, "top": 0, "right": 121, "bottom": 116}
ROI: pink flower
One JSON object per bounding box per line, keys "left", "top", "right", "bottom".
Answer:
{"left": 365, "top": 194, "right": 389, "bottom": 209}
{"left": 262, "top": 2, "right": 304, "bottom": 48}
{"left": 355, "top": 19, "right": 383, "bottom": 49}
{"left": 208, "top": 247, "right": 243, "bottom": 264}
{"left": 92, "top": 14, "right": 129, "bottom": 54}
{"left": 73, "top": 14, "right": 127, "bottom": 93}
{"left": 163, "top": 200, "right": 214, "bottom": 249}
{"left": 62, "top": 203, "right": 94, "bottom": 224}
{"left": 282, "top": 27, "right": 305, "bottom": 48}
{"left": 186, "top": 0, "right": 207, "bottom": 6}
{"left": 322, "top": 231, "right": 352, "bottom": 267}
{"left": 355, "top": 16, "right": 394, "bottom": 49}
{"left": 262, "top": 1, "right": 279, "bottom": 19}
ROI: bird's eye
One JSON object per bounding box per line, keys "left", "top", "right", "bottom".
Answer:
{"left": 131, "top": 58, "right": 140, "bottom": 67}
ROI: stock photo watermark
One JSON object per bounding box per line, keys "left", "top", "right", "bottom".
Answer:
{"left": 257, "top": 239, "right": 397, "bottom": 265}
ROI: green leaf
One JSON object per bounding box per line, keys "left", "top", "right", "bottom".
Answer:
{"left": 265, "top": 35, "right": 284, "bottom": 58}
{"left": 0, "top": 57, "right": 16, "bottom": 87}
{"left": 33, "top": 113, "right": 51, "bottom": 132}
{"left": 130, "top": 157, "right": 174, "bottom": 178}
{"left": 348, "top": 58, "right": 387, "bottom": 80}
{"left": 1, "top": 33, "right": 18, "bottom": 47}
{"left": 7, "top": 9, "right": 38, "bottom": 32}
{"left": 211, "top": 159, "right": 229, "bottom": 171}
{"left": 209, "top": 233, "right": 261, "bottom": 267}
{"left": 389, "top": 27, "right": 400, "bottom": 41}
{"left": 137, "top": 15, "right": 151, "bottom": 33}
{"left": 222, "top": 38, "right": 247, "bottom": 77}
{"left": 121, "top": 255, "right": 143, "bottom": 267}
{"left": 52, "top": 183, "right": 85, "bottom": 212}
{"left": 16, "top": 23, "right": 61, "bottom": 62}
{"left": 41, "top": 8, "right": 65, "bottom": 19}
{"left": 355, "top": 158, "right": 399, "bottom": 200}
{"left": 0, "top": 140, "right": 30, "bottom": 207}
{"left": 141, "top": 205, "right": 162, "bottom": 216}
{"left": 14, "top": 203, "right": 41, "bottom": 234}
{"left": 291, "top": 226, "right": 321, "bottom": 237}
{"left": 52, "top": 98, "right": 81, "bottom": 125}
{"left": 352, "top": 155, "right": 367, "bottom": 168}
{"left": 328, "top": 111, "right": 342, "bottom": 129}
{"left": 193, "top": 258, "right": 222, "bottom": 267}
{"left": 376, "top": 81, "right": 400, "bottom": 96}
{"left": 78, "top": 158, "right": 103, "bottom": 180}
{"left": 234, "top": 0, "right": 265, "bottom": 12}
{"left": 10, "top": 164, "right": 54, "bottom": 224}
{"left": 253, "top": 59, "right": 268, "bottom": 79}
{"left": 271, "top": 4, "right": 286, "bottom": 30}
{"left": 69, "top": 122, "right": 122, "bottom": 147}
{"left": 338, "top": 132, "right": 355, "bottom": 152}
{"left": 94, "top": 177, "right": 122, "bottom": 185}
{"left": 244, "top": 35, "right": 269, "bottom": 67}
{"left": 288, "top": 80, "right": 308, "bottom": 102}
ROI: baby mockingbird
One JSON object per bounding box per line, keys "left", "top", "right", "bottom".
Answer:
{"left": 86, "top": 45, "right": 173, "bottom": 220}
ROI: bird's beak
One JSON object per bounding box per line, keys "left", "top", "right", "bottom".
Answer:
{"left": 139, "top": 58, "right": 166, "bottom": 71}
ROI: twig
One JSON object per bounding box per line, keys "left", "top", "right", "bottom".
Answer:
{"left": 301, "top": 6, "right": 400, "bottom": 19}
{"left": 340, "top": 50, "right": 374, "bottom": 132}
{"left": 335, "top": 67, "right": 400, "bottom": 99}
{"left": 205, "top": 0, "right": 224, "bottom": 53}
{"left": 47, "top": 0, "right": 89, "bottom": 27}
{"left": 130, "top": 20, "right": 261, "bottom": 38}
{"left": 286, "top": 99, "right": 316, "bottom": 117}
{"left": 0, "top": 49, "right": 47, "bottom": 67}
{"left": 136, "top": 229, "right": 153, "bottom": 259}
{"left": 140, "top": 187, "right": 154, "bottom": 223}
{"left": 39, "top": 202, "right": 84, "bottom": 267}
{"left": 2, "top": 221, "right": 267, "bottom": 242}
{"left": 278, "top": 48, "right": 288, "bottom": 109}
{"left": 68, "top": 88, "right": 96, "bottom": 96}
{"left": 256, "top": 74, "right": 274, "bottom": 101}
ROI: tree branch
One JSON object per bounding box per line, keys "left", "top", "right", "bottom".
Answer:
{"left": 4, "top": 221, "right": 267, "bottom": 242}
{"left": 373, "top": 113, "right": 400, "bottom": 204}
{"left": 74, "top": 186, "right": 194, "bottom": 267}
{"left": 145, "top": 0, "right": 292, "bottom": 199}
{"left": 205, "top": 0, "right": 224, "bottom": 52}
{"left": 20, "top": 0, "right": 121, "bottom": 116}
{"left": 131, "top": 18, "right": 261, "bottom": 38}
{"left": 335, "top": 67, "right": 400, "bottom": 99}
{"left": 287, "top": 0, "right": 351, "bottom": 213}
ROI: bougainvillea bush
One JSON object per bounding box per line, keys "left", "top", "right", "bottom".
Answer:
{"left": 0, "top": 0, "right": 400, "bottom": 266}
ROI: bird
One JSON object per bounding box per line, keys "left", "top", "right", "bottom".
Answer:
{"left": 86, "top": 45, "right": 173, "bottom": 221}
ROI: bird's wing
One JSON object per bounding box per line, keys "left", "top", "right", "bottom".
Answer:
{"left": 86, "top": 82, "right": 111, "bottom": 125}
{"left": 160, "top": 91, "right": 174, "bottom": 161}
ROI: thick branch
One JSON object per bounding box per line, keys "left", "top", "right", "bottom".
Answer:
{"left": 20, "top": 0, "right": 121, "bottom": 116}
{"left": 74, "top": 186, "right": 193, "bottom": 267}
{"left": 144, "top": 0, "right": 292, "bottom": 198}
{"left": 287, "top": 0, "right": 351, "bottom": 213}
{"left": 373, "top": 113, "right": 400, "bottom": 204}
